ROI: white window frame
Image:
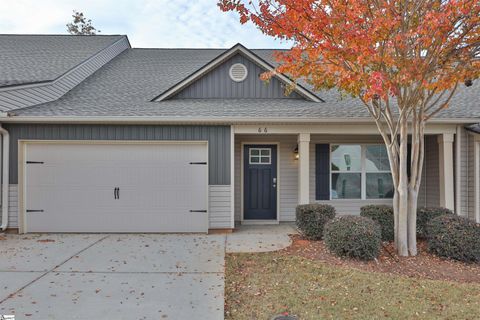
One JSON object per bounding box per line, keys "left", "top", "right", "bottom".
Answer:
{"left": 330, "top": 144, "right": 393, "bottom": 200}
{"left": 330, "top": 144, "right": 362, "bottom": 200}
{"left": 249, "top": 147, "right": 272, "bottom": 165}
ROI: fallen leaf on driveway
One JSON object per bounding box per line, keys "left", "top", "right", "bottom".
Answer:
{"left": 37, "top": 239, "right": 55, "bottom": 243}
{"left": 0, "top": 235, "right": 7, "bottom": 240}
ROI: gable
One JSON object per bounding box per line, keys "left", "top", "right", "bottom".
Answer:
{"left": 172, "top": 53, "right": 302, "bottom": 100}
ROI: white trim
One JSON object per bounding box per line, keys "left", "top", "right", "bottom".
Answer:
{"left": 297, "top": 133, "right": 310, "bottom": 204}
{"left": 329, "top": 143, "right": 393, "bottom": 201}
{"left": 455, "top": 125, "right": 462, "bottom": 215}
{"left": 248, "top": 147, "right": 272, "bottom": 164}
{"left": 230, "top": 125, "right": 235, "bottom": 229}
{"left": 18, "top": 139, "right": 209, "bottom": 234}
{"left": 240, "top": 141, "right": 280, "bottom": 224}
{"left": 153, "top": 44, "right": 321, "bottom": 102}
{"left": 233, "top": 123, "right": 460, "bottom": 135}
{"left": 438, "top": 133, "right": 455, "bottom": 211}
{"left": 241, "top": 219, "right": 279, "bottom": 225}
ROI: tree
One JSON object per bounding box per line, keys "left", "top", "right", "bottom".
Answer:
{"left": 66, "top": 11, "right": 100, "bottom": 35}
{"left": 219, "top": 0, "right": 479, "bottom": 256}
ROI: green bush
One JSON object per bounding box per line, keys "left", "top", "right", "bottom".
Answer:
{"left": 296, "top": 204, "right": 336, "bottom": 240}
{"left": 417, "top": 207, "right": 454, "bottom": 238}
{"left": 360, "top": 205, "right": 394, "bottom": 241}
{"left": 426, "top": 215, "right": 480, "bottom": 263}
{"left": 324, "top": 216, "right": 382, "bottom": 260}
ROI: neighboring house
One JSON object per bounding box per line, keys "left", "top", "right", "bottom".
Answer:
{"left": 0, "top": 34, "right": 479, "bottom": 234}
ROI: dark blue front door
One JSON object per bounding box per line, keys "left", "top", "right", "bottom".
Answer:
{"left": 244, "top": 145, "right": 277, "bottom": 220}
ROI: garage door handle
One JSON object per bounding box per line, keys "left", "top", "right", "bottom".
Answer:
{"left": 114, "top": 187, "right": 120, "bottom": 199}
{"left": 190, "top": 210, "right": 207, "bottom": 213}
{"left": 189, "top": 162, "right": 207, "bottom": 165}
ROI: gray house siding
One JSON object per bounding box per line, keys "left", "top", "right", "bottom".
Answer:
{"left": 0, "top": 37, "right": 129, "bottom": 111}
{"left": 2, "top": 124, "right": 232, "bottom": 230}
{"left": 173, "top": 53, "right": 302, "bottom": 100}
{"left": 4, "top": 124, "right": 231, "bottom": 185}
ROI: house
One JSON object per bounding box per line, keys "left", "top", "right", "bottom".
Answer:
{"left": 0, "top": 34, "right": 478, "bottom": 234}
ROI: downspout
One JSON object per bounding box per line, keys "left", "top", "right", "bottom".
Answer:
{"left": 0, "top": 124, "right": 9, "bottom": 231}
{"left": 455, "top": 125, "right": 461, "bottom": 216}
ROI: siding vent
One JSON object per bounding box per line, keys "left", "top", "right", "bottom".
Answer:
{"left": 229, "top": 63, "right": 248, "bottom": 82}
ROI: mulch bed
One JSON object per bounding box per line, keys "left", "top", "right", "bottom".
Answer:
{"left": 281, "top": 235, "right": 480, "bottom": 283}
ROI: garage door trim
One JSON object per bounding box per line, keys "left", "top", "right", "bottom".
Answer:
{"left": 18, "top": 140, "right": 209, "bottom": 233}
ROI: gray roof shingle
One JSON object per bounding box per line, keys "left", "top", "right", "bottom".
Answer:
{"left": 9, "top": 47, "right": 480, "bottom": 121}
{"left": 0, "top": 34, "right": 125, "bottom": 87}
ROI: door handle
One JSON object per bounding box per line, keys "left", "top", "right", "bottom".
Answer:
{"left": 117, "top": 187, "right": 120, "bottom": 199}
{"left": 114, "top": 187, "right": 120, "bottom": 199}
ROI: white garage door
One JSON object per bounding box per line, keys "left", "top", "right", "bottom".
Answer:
{"left": 24, "top": 142, "right": 208, "bottom": 233}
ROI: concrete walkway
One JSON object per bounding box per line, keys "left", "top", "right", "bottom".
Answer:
{"left": 0, "top": 224, "right": 296, "bottom": 320}
{"left": 226, "top": 223, "right": 298, "bottom": 253}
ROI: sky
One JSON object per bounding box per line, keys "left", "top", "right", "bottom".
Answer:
{"left": 0, "top": 0, "right": 292, "bottom": 48}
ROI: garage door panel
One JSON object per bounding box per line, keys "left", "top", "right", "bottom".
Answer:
{"left": 25, "top": 143, "right": 208, "bottom": 233}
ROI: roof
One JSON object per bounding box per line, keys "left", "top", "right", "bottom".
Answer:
{"left": 153, "top": 43, "right": 321, "bottom": 102}
{"left": 7, "top": 44, "right": 480, "bottom": 122}
{"left": 0, "top": 34, "right": 126, "bottom": 87}
{"left": 466, "top": 123, "right": 480, "bottom": 134}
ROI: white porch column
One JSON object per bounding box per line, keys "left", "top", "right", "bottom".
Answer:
{"left": 438, "top": 133, "right": 455, "bottom": 211}
{"left": 298, "top": 133, "right": 310, "bottom": 204}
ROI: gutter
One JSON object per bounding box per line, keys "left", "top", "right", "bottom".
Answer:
{"left": 0, "top": 124, "right": 9, "bottom": 231}
{"left": 0, "top": 115, "right": 478, "bottom": 125}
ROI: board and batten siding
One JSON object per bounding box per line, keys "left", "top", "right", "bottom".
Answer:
{"left": 1, "top": 124, "right": 232, "bottom": 230}
{"left": 234, "top": 134, "right": 441, "bottom": 222}
{"left": 0, "top": 37, "right": 130, "bottom": 112}
{"left": 4, "top": 124, "right": 231, "bottom": 185}
{"left": 173, "top": 53, "right": 302, "bottom": 100}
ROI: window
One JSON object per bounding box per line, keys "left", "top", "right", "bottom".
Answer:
{"left": 365, "top": 145, "right": 394, "bottom": 199}
{"left": 249, "top": 148, "right": 271, "bottom": 164}
{"left": 331, "top": 145, "right": 362, "bottom": 199}
{"left": 330, "top": 144, "right": 394, "bottom": 200}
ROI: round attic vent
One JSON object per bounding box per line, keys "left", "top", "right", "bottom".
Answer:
{"left": 229, "top": 63, "right": 248, "bottom": 82}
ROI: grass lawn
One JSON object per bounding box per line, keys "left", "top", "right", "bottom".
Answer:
{"left": 225, "top": 252, "right": 480, "bottom": 320}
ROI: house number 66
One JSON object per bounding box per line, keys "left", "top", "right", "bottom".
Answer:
{"left": 258, "top": 127, "right": 268, "bottom": 133}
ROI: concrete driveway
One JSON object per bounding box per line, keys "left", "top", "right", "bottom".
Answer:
{"left": 0, "top": 234, "right": 225, "bottom": 320}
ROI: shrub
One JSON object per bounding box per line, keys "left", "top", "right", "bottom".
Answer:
{"left": 296, "top": 204, "right": 336, "bottom": 240}
{"left": 417, "top": 207, "right": 454, "bottom": 238}
{"left": 324, "top": 216, "right": 382, "bottom": 260}
{"left": 426, "top": 215, "right": 480, "bottom": 263}
{"left": 360, "top": 205, "right": 394, "bottom": 241}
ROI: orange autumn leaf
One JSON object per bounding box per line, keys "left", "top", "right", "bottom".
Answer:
{"left": 218, "top": 0, "right": 480, "bottom": 103}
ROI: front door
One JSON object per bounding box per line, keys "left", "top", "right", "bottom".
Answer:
{"left": 244, "top": 144, "right": 277, "bottom": 220}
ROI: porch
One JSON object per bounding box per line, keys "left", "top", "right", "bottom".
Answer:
{"left": 233, "top": 124, "right": 456, "bottom": 224}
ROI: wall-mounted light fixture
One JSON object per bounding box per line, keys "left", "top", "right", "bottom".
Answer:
{"left": 294, "top": 145, "right": 299, "bottom": 160}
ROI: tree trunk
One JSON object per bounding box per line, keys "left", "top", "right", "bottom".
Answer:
{"left": 393, "top": 190, "right": 399, "bottom": 246}
{"left": 396, "top": 116, "right": 409, "bottom": 256}
{"left": 408, "top": 187, "right": 418, "bottom": 256}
